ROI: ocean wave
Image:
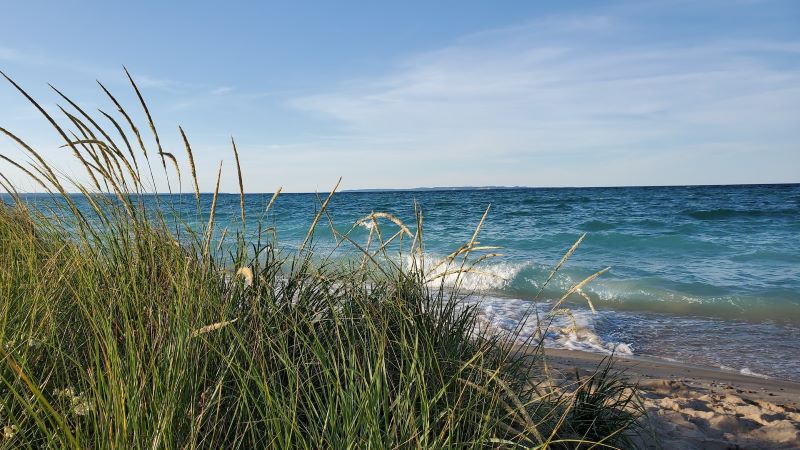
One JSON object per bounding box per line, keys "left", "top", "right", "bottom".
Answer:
{"left": 684, "top": 207, "right": 798, "bottom": 220}
{"left": 730, "top": 250, "right": 800, "bottom": 264}
{"left": 540, "top": 278, "right": 800, "bottom": 323}
{"left": 579, "top": 219, "right": 616, "bottom": 231}
{"left": 406, "top": 253, "right": 528, "bottom": 292}
{"left": 433, "top": 261, "right": 800, "bottom": 323}
{"left": 463, "top": 295, "right": 798, "bottom": 379}
{"left": 589, "top": 232, "right": 725, "bottom": 251}
{"left": 719, "top": 365, "right": 771, "bottom": 379}
{"left": 464, "top": 296, "right": 633, "bottom": 355}
{"left": 738, "top": 368, "right": 770, "bottom": 379}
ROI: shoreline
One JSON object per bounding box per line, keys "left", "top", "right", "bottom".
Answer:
{"left": 541, "top": 348, "right": 800, "bottom": 449}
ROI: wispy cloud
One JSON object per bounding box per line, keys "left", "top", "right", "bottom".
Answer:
{"left": 0, "top": 46, "right": 22, "bottom": 61}
{"left": 0, "top": 45, "right": 192, "bottom": 94}
{"left": 291, "top": 13, "right": 800, "bottom": 187}
{"left": 128, "top": 74, "right": 192, "bottom": 92}
{"left": 211, "top": 86, "right": 234, "bottom": 96}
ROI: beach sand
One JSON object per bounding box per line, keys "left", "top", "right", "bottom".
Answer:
{"left": 543, "top": 349, "right": 800, "bottom": 449}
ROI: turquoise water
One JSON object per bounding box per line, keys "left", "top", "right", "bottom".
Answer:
{"left": 7, "top": 184, "right": 800, "bottom": 380}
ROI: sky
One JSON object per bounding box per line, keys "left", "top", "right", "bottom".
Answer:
{"left": 1, "top": 0, "right": 798, "bottom": 192}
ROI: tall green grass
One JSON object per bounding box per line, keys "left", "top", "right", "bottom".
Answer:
{"left": 0, "top": 70, "right": 644, "bottom": 449}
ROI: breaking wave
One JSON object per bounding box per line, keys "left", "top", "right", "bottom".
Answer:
{"left": 463, "top": 296, "right": 633, "bottom": 356}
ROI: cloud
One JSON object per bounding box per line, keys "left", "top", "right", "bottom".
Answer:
{"left": 290, "top": 14, "right": 800, "bottom": 187}
{"left": 128, "top": 74, "right": 191, "bottom": 92}
{"left": 0, "top": 46, "right": 22, "bottom": 61}
{"left": 211, "top": 86, "right": 234, "bottom": 96}
{"left": 0, "top": 44, "right": 191, "bottom": 95}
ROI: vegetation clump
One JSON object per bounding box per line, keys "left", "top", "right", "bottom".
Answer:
{"left": 0, "top": 71, "right": 644, "bottom": 449}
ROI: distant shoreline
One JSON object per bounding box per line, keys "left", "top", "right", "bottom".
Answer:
{"left": 4, "top": 182, "right": 799, "bottom": 196}
{"left": 341, "top": 182, "right": 800, "bottom": 194}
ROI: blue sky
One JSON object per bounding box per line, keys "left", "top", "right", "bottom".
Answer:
{"left": 1, "top": 0, "right": 798, "bottom": 192}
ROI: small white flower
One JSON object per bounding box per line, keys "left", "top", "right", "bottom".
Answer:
{"left": 3, "top": 425, "right": 17, "bottom": 439}
{"left": 54, "top": 387, "right": 75, "bottom": 399}
{"left": 72, "top": 397, "right": 92, "bottom": 416}
{"left": 54, "top": 387, "right": 93, "bottom": 416}
{"left": 236, "top": 267, "right": 254, "bottom": 287}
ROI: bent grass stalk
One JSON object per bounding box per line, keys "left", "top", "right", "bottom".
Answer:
{"left": 231, "top": 137, "right": 246, "bottom": 230}
{"left": 204, "top": 161, "right": 223, "bottom": 257}
{"left": 179, "top": 126, "right": 200, "bottom": 206}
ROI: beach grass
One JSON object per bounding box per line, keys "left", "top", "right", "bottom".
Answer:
{"left": 0, "top": 71, "right": 644, "bottom": 449}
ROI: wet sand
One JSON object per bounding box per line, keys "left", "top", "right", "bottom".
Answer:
{"left": 543, "top": 349, "right": 800, "bottom": 449}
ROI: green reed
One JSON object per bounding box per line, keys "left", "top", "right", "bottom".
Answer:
{"left": 0, "top": 70, "right": 644, "bottom": 449}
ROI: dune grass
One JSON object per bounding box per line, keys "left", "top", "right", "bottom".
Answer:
{"left": 0, "top": 71, "right": 644, "bottom": 449}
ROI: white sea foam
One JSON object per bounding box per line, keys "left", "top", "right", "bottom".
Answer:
{"left": 463, "top": 296, "right": 633, "bottom": 356}
{"left": 720, "top": 365, "right": 770, "bottom": 379}
{"left": 405, "top": 253, "right": 527, "bottom": 292}
{"left": 739, "top": 368, "right": 770, "bottom": 379}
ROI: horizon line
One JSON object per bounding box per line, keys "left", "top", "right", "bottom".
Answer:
{"left": 4, "top": 181, "right": 798, "bottom": 196}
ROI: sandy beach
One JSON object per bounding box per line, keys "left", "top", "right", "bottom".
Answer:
{"left": 543, "top": 349, "right": 800, "bottom": 449}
